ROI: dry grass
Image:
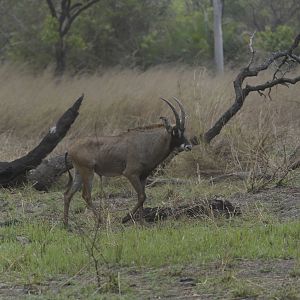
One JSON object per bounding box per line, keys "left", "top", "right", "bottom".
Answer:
{"left": 0, "top": 64, "right": 299, "bottom": 299}
{"left": 0, "top": 64, "right": 299, "bottom": 176}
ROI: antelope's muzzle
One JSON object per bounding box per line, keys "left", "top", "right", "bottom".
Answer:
{"left": 184, "top": 144, "right": 192, "bottom": 151}
{"left": 180, "top": 143, "right": 192, "bottom": 151}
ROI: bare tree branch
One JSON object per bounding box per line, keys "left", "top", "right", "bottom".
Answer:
{"left": 46, "top": 0, "right": 57, "bottom": 18}
{"left": 0, "top": 95, "right": 84, "bottom": 187}
{"left": 62, "top": 0, "right": 100, "bottom": 35}
{"left": 247, "top": 31, "right": 256, "bottom": 68}
{"left": 246, "top": 75, "right": 300, "bottom": 92}
{"left": 203, "top": 33, "right": 300, "bottom": 144}
{"left": 70, "top": 3, "right": 82, "bottom": 12}
{"left": 290, "top": 54, "right": 300, "bottom": 63}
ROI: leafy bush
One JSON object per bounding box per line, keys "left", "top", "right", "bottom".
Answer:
{"left": 256, "top": 25, "right": 295, "bottom": 52}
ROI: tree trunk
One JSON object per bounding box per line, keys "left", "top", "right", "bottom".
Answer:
{"left": 28, "top": 154, "right": 73, "bottom": 191}
{"left": 46, "top": 0, "right": 100, "bottom": 76}
{"left": 213, "top": 0, "right": 224, "bottom": 74}
{"left": 55, "top": 36, "right": 66, "bottom": 76}
{"left": 0, "top": 95, "right": 84, "bottom": 187}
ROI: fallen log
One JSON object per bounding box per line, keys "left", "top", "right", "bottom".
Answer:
{"left": 28, "top": 154, "right": 73, "bottom": 191}
{"left": 0, "top": 95, "right": 83, "bottom": 188}
{"left": 124, "top": 198, "right": 241, "bottom": 223}
{"left": 146, "top": 177, "right": 190, "bottom": 187}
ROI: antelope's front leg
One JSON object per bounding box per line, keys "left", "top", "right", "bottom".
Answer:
{"left": 122, "top": 175, "right": 146, "bottom": 223}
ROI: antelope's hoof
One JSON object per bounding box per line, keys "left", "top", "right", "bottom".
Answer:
{"left": 122, "top": 213, "right": 133, "bottom": 224}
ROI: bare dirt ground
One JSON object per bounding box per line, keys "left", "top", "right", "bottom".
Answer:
{"left": 0, "top": 185, "right": 299, "bottom": 299}
{"left": 0, "top": 257, "right": 298, "bottom": 299}
{"left": 231, "top": 186, "right": 300, "bottom": 221}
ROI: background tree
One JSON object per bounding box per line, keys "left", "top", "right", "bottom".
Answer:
{"left": 225, "top": 0, "right": 300, "bottom": 31}
{"left": 75, "top": 0, "right": 171, "bottom": 68}
{"left": 203, "top": 33, "right": 300, "bottom": 143}
{"left": 0, "top": 0, "right": 299, "bottom": 72}
{"left": 0, "top": 0, "right": 50, "bottom": 67}
{"left": 213, "top": 0, "right": 224, "bottom": 74}
{"left": 225, "top": 0, "right": 300, "bottom": 54}
{"left": 45, "top": 0, "right": 100, "bottom": 75}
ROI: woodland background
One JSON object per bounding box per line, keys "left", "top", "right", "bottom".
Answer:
{"left": 0, "top": 0, "right": 299, "bottom": 73}
{"left": 0, "top": 1, "right": 299, "bottom": 299}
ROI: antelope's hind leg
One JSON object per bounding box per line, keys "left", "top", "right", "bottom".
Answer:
{"left": 81, "top": 169, "right": 103, "bottom": 224}
{"left": 63, "top": 169, "right": 82, "bottom": 227}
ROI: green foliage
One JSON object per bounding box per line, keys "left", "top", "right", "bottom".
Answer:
{"left": 225, "top": 0, "right": 300, "bottom": 31}
{"left": 0, "top": 220, "right": 299, "bottom": 278}
{"left": 0, "top": 171, "right": 299, "bottom": 298}
{"left": 139, "top": 10, "right": 212, "bottom": 67}
{"left": 257, "top": 25, "right": 295, "bottom": 52}
{"left": 0, "top": 0, "right": 299, "bottom": 71}
{"left": 40, "top": 16, "right": 59, "bottom": 45}
{"left": 4, "top": 1, "right": 52, "bottom": 68}
{"left": 222, "top": 20, "right": 247, "bottom": 64}
{"left": 68, "top": 35, "right": 86, "bottom": 50}
{"left": 0, "top": 222, "right": 87, "bottom": 278}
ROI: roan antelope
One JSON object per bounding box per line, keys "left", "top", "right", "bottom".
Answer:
{"left": 63, "top": 97, "right": 192, "bottom": 226}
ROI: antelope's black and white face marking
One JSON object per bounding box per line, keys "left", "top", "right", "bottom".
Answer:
{"left": 181, "top": 143, "right": 192, "bottom": 151}
{"left": 172, "top": 128, "right": 192, "bottom": 151}
{"left": 160, "top": 96, "right": 192, "bottom": 151}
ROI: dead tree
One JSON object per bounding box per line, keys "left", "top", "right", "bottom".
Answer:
{"left": 158, "top": 33, "right": 300, "bottom": 184}
{"left": 28, "top": 154, "right": 73, "bottom": 191}
{"left": 29, "top": 34, "right": 300, "bottom": 191}
{"left": 202, "top": 32, "right": 300, "bottom": 144}
{"left": 0, "top": 95, "right": 83, "bottom": 187}
{"left": 45, "top": 0, "right": 100, "bottom": 75}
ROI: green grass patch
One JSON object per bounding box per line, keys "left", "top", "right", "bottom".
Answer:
{"left": 197, "top": 271, "right": 262, "bottom": 299}
{"left": 100, "top": 220, "right": 300, "bottom": 266}
{"left": 0, "top": 219, "right": 299, "bottom": 283}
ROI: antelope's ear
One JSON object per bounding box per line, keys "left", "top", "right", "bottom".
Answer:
{"left": 160, "top": 117, "right": 172, "bottom": 134}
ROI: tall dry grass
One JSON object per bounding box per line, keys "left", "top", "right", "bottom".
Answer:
{"left": 0, "top": 64, "right": 299, "bottom": 176}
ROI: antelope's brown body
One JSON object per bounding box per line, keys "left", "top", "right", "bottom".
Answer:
{"left": 63, "top": 97, "right": 192, "bottom": 226}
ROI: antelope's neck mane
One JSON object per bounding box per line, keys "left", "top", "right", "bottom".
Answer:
{"left": 127, "top": 123, "right": 165, "bottom": 132}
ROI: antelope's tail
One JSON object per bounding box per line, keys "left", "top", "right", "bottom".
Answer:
{"left": 65, "top": 152, "right": 73, "bottom": 192}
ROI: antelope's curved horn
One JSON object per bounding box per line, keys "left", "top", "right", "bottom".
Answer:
{"left": 160, "top": 97, "right": 180, "bottom": 129}
{"left": 172, "top": 97, "right": 186, "bottom": 130}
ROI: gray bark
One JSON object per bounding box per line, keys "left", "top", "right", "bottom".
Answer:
{"left": 213, "top": 0, "right": 224, "bottom": 74}
{"left": 28, "top": 154, "right": 73, "bottom": 191}
{"left": 0, "top": 95, "right": 83, "bottom": 187}
{"left": 135, "top": 198, "right": 241, "bottom": 223}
